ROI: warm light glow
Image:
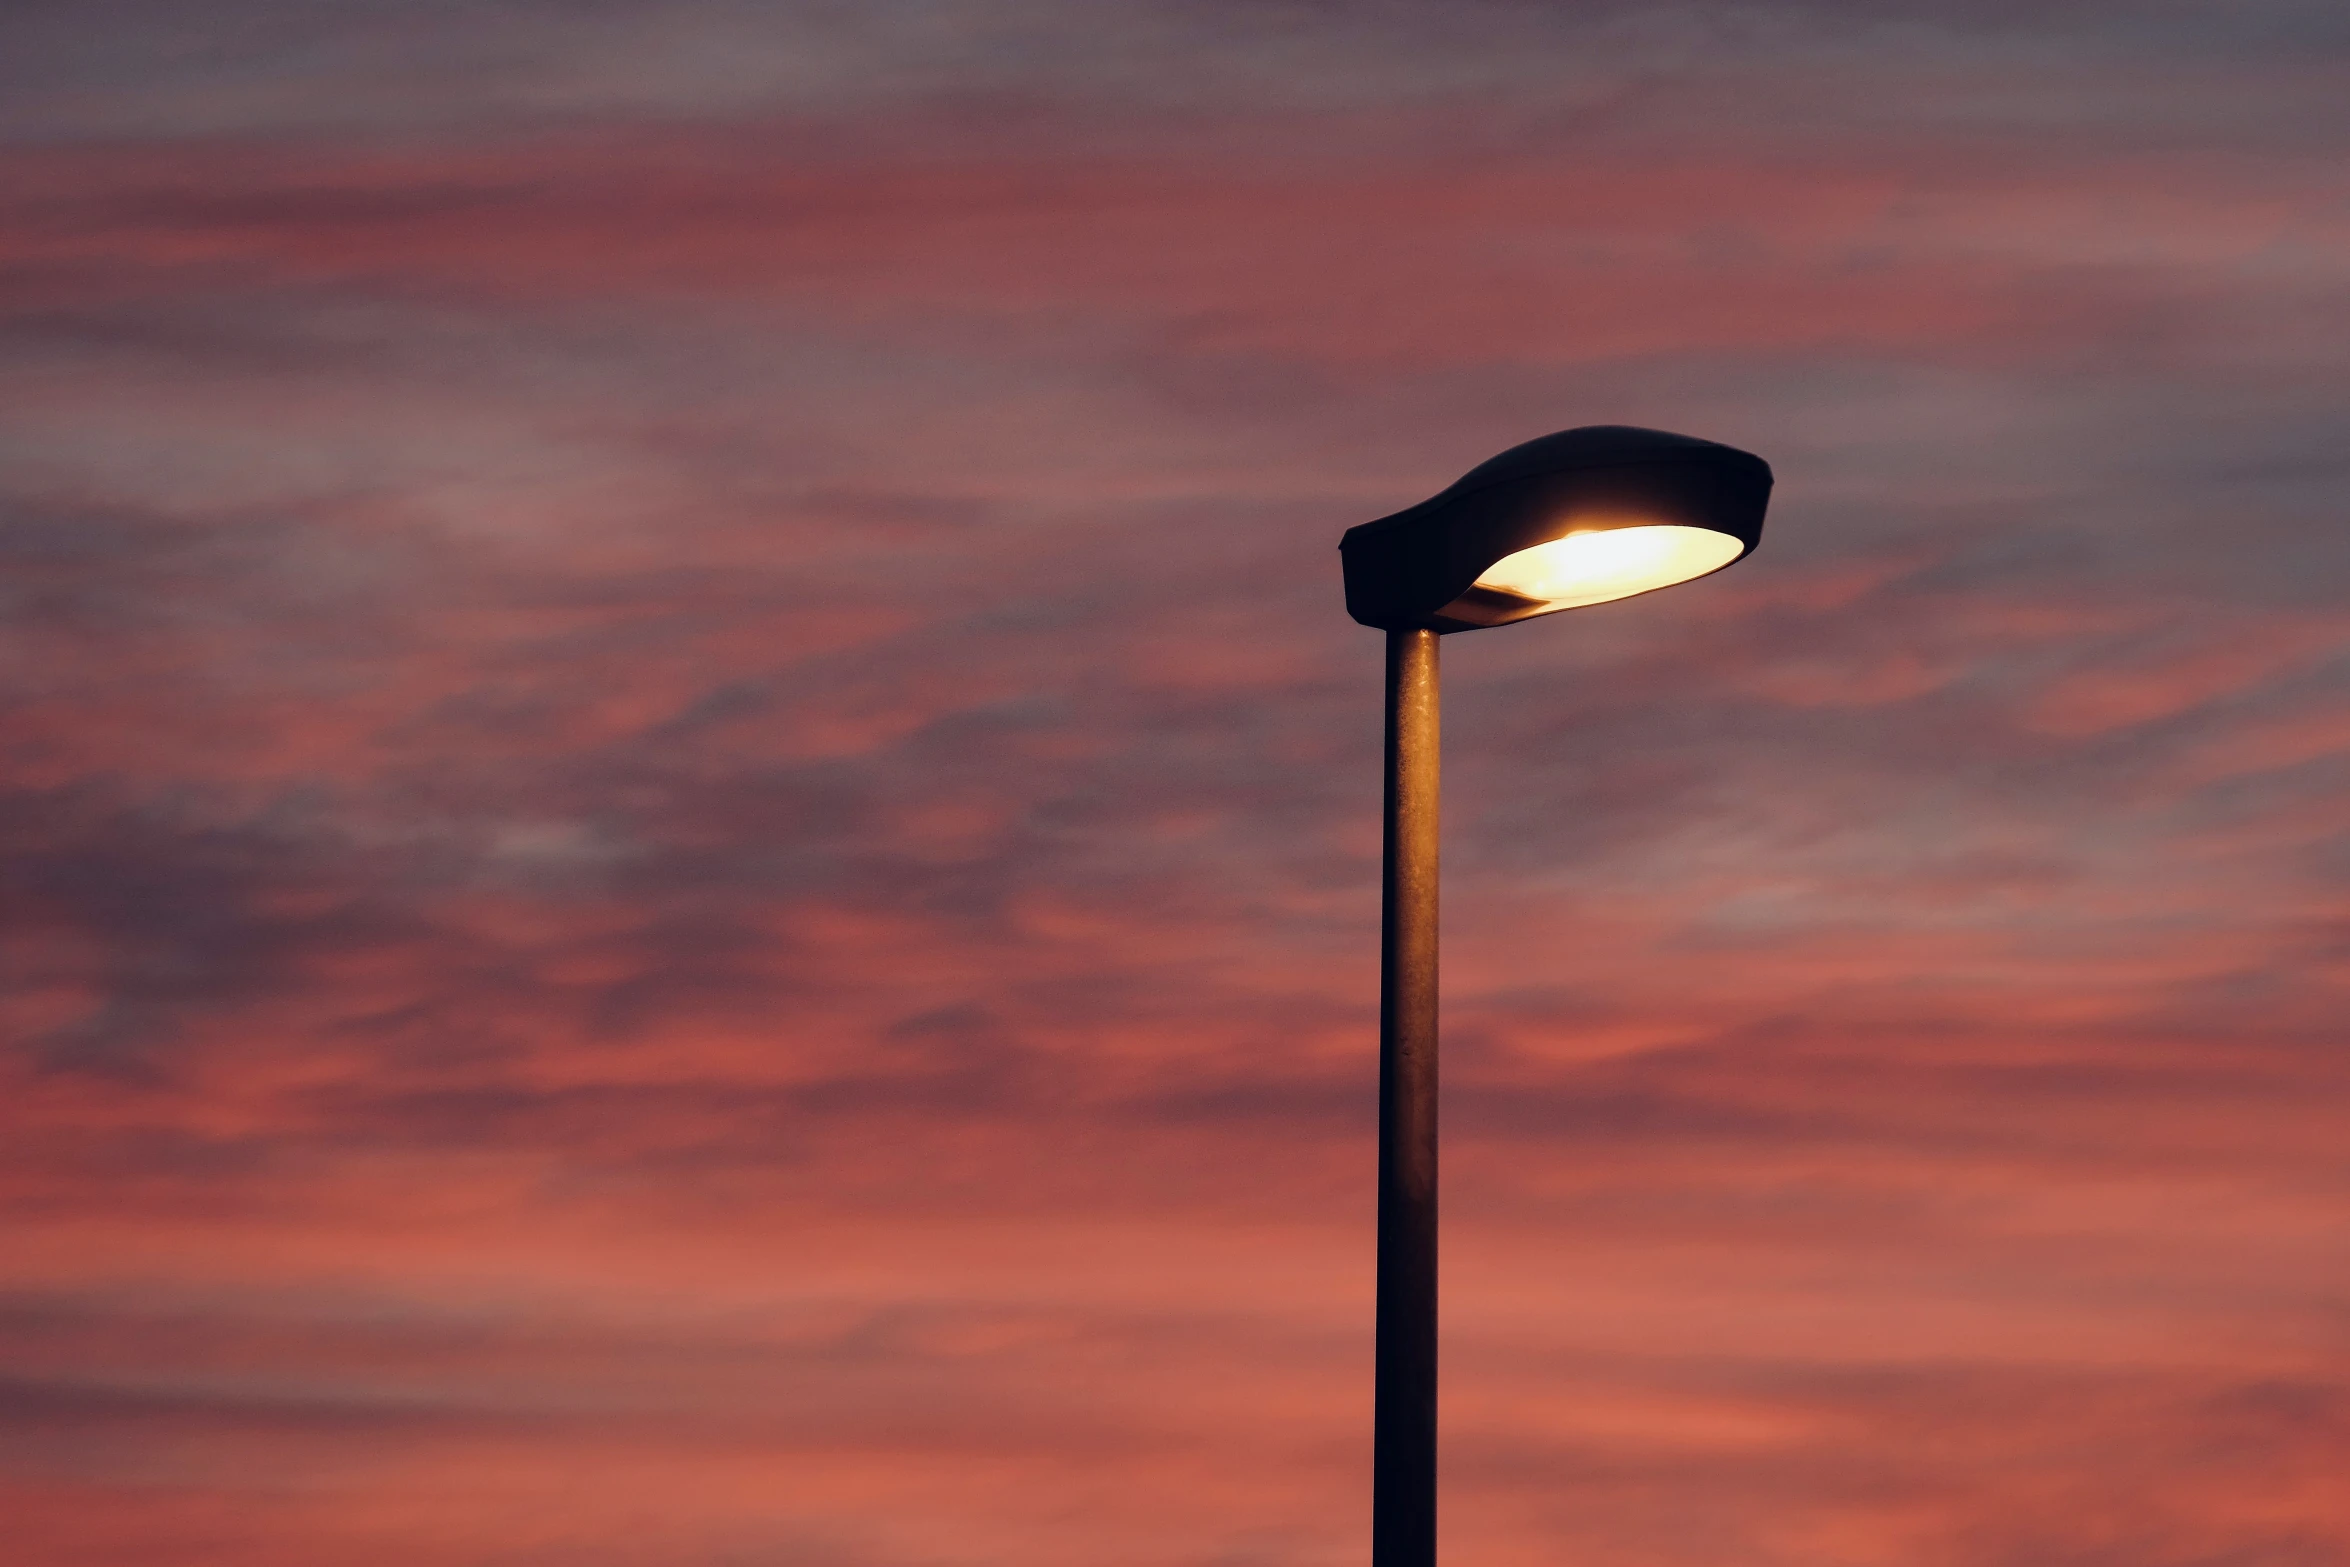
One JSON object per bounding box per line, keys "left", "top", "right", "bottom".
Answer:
{"left": 1472, "top": 524, "right": 1744, "bottom": 610}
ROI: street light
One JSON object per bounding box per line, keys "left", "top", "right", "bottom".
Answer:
{"left": 1339, "top": 425, "right": 1773, "bottom": 1567}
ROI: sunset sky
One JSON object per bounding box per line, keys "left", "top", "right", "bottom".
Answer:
{"left": 5, "top": 3, "right": 2349, "bottom": 1564}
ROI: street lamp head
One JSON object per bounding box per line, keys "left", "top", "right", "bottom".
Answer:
{"left": 1340, "top": 425, "right": 1773, "bottom": 632}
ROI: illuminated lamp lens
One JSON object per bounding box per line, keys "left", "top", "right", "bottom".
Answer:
{"left": 1472, "top": 524, "right": 1744, "bottom": 610}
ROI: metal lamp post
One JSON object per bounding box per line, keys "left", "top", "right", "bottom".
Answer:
{"left": 1339, "top": 426, "right": 1774, "bottom": 1567}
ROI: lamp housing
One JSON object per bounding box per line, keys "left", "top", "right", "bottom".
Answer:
{"left": 1340, "top": 425, "right": 1772, "bottom": 632}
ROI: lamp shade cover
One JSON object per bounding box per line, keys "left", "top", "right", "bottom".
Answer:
{"left": 1340, "top": 426, "right": 1772, "bottom": 632}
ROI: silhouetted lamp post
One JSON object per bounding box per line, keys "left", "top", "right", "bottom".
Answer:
{"left": 1339, "top": 426, "right": 1773, "bottom": 1567}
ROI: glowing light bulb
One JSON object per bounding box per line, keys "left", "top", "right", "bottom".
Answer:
{"left": 1471, "top": 524, "right": 1743, "bottom": 610}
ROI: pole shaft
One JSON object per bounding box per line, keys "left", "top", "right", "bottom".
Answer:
{"left": 1374, "top": 626, "right": 1440, "bottom": 1567}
